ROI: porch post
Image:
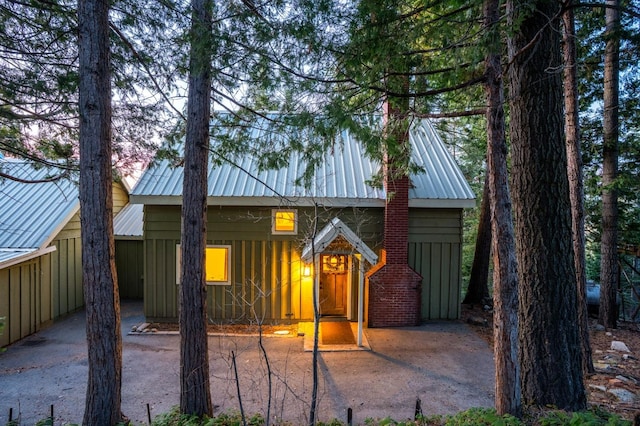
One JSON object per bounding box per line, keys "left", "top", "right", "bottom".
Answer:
{"left": 357, "top": 254, "right": 364, "bottom": 347}
{"left": 314, "top": 253, "right": 321, "bottom": 319}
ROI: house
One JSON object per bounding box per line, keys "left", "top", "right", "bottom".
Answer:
{"left": 130, "top": 118, "right": 475, "bottom": 327}
{"left": 0, "top": 157, "right": 129, "bottom": 346}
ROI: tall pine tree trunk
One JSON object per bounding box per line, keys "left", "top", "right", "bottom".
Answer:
{"left": 600, "top": 0, "right": 620, "bottom": 329}
{"left": 483, "top": 0, "right": 520, "bottom": 416}
{"left": 563, "top": 4, "right": 594, "bottom": 374}
{"left": 463, "top": 175, "right": 491, "bottom": 305}
{"left": 506, "top": 0, "right": 586, "bottom": 411}
{"left": 78, "top": 0, "right": 123, "bottom": 423}
{"left": 180, "top": 0, "right": 214, "bottom": 416}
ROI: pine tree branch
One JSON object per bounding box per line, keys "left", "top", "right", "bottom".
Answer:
{"left": 412, "top": 108, "right": 486, "bottom": 118}
{"left": 0, "top": 169, "right": 70, "bottom": 184}
{"left": 108, "top": 23, "right": 186, "bottom": 121}
{"left": 570, "top": 2, "right": 640, "bottom": 19}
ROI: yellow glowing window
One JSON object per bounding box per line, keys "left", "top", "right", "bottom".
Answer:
{"left": 205, "top": 246, "right": 229, "bottom": 283}
{"left": 176, "top": 244, "right": 231, "bottom": 285}
{"left": 272, "top": 209, "right": 297, "bottom": 234}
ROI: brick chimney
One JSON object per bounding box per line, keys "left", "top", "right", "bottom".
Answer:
{"left": 366, "top": 101, "right": 422, "bottom": 327}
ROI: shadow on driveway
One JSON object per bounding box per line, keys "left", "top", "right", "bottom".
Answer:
{"left": 0, "top": 301, "right": 495, "bottom": 425}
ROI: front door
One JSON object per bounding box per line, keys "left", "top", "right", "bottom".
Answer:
{"left": 319, "top": 254, "right": 348, "bottom": 316}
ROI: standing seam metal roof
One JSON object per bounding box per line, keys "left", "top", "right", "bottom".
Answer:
{"left": 0, "top": 159, "right": 79, "bottom": 251}
{"left": 130, "top": 119, "right": 475, "bottom": 208}
{"left": 113, "top": 203, "right": 144, "bottom": 238}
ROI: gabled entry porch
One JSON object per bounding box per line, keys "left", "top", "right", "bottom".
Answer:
{"left": 302, "top": 217, "right": 378, "bottom": 348}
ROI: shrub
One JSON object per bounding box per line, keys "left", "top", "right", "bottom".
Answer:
{"left": 534, "top": 408, "right": 631, "bottom": 426}
{"left": 147, "top": 407, "right": 631, "bottom": 426}
{"left": 152, "top": 408, "right": 265, "bottom": 426}
{"left": 443, "top": 408, "right": 522, "bottom": 426}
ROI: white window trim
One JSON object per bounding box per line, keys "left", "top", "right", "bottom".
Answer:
{"left": 272, "top": 209, "right": 298, "bottom": 235}
{"left": 176, "top": 244, "right": 232, "bottom": 286}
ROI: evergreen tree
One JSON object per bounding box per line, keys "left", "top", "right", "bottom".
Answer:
{"left": 562, "top": 1, "right": 594, "bottom": 374}
{"left": 507, "top": 0, "right": 586, "bottom": 410}
{"left": 483, "top": 0, "right": 519, "bottom": 415}
{"left": 578, "top": 0, "right": 640, "bottom": 282}
{"left": 179, "top": 0, "right": 214, "bottom": 416}
{"left": 78, "top": 0, "right": 124, "bottom": 422}
{"left": 600, "top": 0, "right": 621, "bottom": 329}
{"left": 0, "top": 0, "right": 183, "bottom": 172}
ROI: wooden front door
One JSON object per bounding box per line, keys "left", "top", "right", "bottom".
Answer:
{"left": 319, "top": 254, "right": 348, "bottom": 316}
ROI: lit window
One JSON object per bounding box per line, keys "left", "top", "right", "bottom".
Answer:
{"left": 176, "top": 244, "right": 232, "bottom": 285}
{"left": 205, "top": 246, "right": 230, "bottom": 283}
{"left": 272, "top": 209, "right": 297, "bottom": 234}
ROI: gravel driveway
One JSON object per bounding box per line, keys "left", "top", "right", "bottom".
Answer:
{"left": 0, "top": 301, "right": 495, "bottom": 425}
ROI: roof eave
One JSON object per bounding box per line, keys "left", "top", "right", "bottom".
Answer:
{"left": 40, "top": 203, "right": 80, "bottom": 249}
{"left": 409, "top": 199, "right": 476, "bottom": 209}
{"left": 130, "top": 195, "right": 388, "bottom": 208}
{"left": 131, "top": 195, "right": 476, "bottom": 209}
{"left": 0, "top": 246, "right": 57, "bottom": 270}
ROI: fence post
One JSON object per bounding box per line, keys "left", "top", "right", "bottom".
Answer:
{"left": 414, "top": 398, "right": 422, "bottom": 420}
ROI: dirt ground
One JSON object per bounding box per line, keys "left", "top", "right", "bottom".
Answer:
{"left": 461, "top": 304, "right": 640, "bottom": 421}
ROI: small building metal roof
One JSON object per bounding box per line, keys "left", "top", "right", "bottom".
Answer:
{"left": 113, "top": 203, "right": 144, "bottom": 239}
{"left": 130, "top": 118, "right": 475, "bottom": 208}
{"left": 0, "top": 158, "right": 79, "bottom": 268}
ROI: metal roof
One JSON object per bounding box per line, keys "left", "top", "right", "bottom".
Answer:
{"left": 0, "top": 248, "right": 36, "bottom": 264}
{"left": 113, "top": 203, "right": 144, "bottom": 238}
{"left": 131, "top": 119, "right": 475, "bottom": 208}
{"left": 0, "top": 159, "right": 79, "bottom": 266}
{"left": 0, "top": 159, "right": 79, "bottom": 249}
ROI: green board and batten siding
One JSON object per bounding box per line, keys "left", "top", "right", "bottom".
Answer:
{"left": 143, "top": 205, "right": 463, "bottom": 322}
{"left": 0, "top": 167, "right": 128, "bottom": 347}
{"left": 116, "top": 240, "right": 144, "bottom": 299}
{"left": 409, "top": 209, "right": 463, "bottom": 320}
{"left": 0, "top": 215, "right": 82, "bottom": 347}
{"left": 50, "top": 212, "right": 83, "bottom": 318}
{"left": 0, "top": 260, "right": 46, "bottom": 347}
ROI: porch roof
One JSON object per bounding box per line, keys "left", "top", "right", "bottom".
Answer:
{"left": 301, "top": 217, "right": 378, "bottom": 265}
{"left": 130, "top": 118, "right": 475, "bottom": 209}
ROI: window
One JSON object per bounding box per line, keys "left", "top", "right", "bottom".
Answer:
{"left": 205, "top": 246, "right": 230, "bottom": 283}
{"left": 176, "top": 244, "right": 232, "bottom": 285}
{"left": 272, "top": 209, "right": 297, "bottom": 234}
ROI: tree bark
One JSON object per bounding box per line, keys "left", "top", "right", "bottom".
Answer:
{"left": 463, "top": 175, "right": 491, "bottom": 306}
{"left": 562, "top": 3, "right": 594, "bottom": 374}
{"left": 599, "top": 0, "right": 620, "bottom": 330}
{"left": 506, "top": 0, "right": 586, "bottom": 411}
{"left": 179, "top": 0, "right": 214, "bottom": 417}
{"left": 78, "top": 0, "right": 123, "bottom": 423}
{"left": 483, "top": 0, "right": 520, "bottom": 416}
